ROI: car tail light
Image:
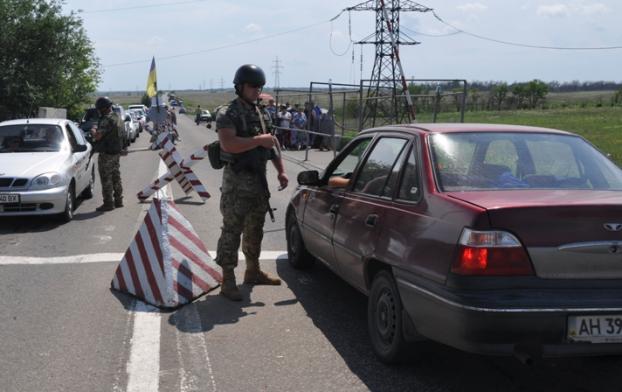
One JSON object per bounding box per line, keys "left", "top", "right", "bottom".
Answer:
{"left": 451, "top": 228, "right": 534, "bottom": 276}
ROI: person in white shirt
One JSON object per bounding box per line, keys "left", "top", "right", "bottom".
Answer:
{"left": 277, "top": 105, "right": 292, "bottom": 149}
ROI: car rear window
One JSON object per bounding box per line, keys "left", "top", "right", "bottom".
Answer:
{"left": 430, "top": 132, "right": 622, "bottom": 191}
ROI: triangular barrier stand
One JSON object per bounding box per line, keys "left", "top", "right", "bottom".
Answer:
{"left": 111, "top": 198, "right": 221, "bottom": 309}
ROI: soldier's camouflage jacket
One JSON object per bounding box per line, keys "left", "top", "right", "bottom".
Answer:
{"left": 215, "top": 98, "right": 273, "bottom": 197}
{"left": 95, "top": 112, "right": 123, "bottom": 155}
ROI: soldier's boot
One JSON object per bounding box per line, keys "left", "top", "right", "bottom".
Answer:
{"left": 243, "top": 260, "right": 281, "bottom": 285}
{"left": 96, "top": 202, "right": 114, "bottom": 212}
{"left": 114, "top": 198, "right": 124, "bottom": 208}
{"left": 220, "top": 269, "right": 242, "bottom": 301}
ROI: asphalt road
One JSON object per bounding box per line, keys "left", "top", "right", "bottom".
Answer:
{"left": 1, "top": 113, "right": 622, "bottom": 392}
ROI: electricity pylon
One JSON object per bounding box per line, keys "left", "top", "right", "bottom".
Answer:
{"left": 347, "top": 0, "right": 432, "bottom": 129}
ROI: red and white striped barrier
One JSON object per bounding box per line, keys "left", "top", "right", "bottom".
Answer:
{"left": 137, "top": 142, "right": 211, "bottom": 201}
{"left": 111, "top": 198, "right": 222, "bottom": 308}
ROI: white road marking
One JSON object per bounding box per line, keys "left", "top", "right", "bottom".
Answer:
{"left": 112, "top": 302, "right": 136, "bottom": 392}
{"left": 173, "top": 307, "right": 218, "bottom": 392}
{"left": 126, "top": 301, "right": 161, "bottom": 392}
{"left": 92, "top": 234, "right": 113, "bottom": 244}
{"left": 125, "top": 159, "right": 170, "bottom": 392}
{"left": 0, "top": 253, "right": 125, "bottom": 265}
{"left": 0, "top": 251, "right": 287, "bottom": 265}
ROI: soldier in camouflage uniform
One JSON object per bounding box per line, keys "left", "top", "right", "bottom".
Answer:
{"left": 91, "top": 96, "right": 124, "bottom": 212}
{"left": 216, "top": 64, "right": 289, "bottom": 301}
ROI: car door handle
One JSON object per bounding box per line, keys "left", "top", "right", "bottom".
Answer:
{"left": 329, "top": 204, "right": 339, "bottom": 215}
{"left": 365, "top": 214, "right": 378, "bottom": 227}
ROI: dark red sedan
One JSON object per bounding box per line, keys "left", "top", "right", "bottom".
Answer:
{"left": 285, "top": 123, "right": 622, "bottom": 363}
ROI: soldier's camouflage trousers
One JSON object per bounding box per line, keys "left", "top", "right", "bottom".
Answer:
{"left": 98, "top": 153, "right": 123, "bottom": 205}
{"left": 216, "top": 192, "right": 268, "bottom": 270}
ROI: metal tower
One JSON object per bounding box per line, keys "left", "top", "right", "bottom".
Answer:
{"left": 272, "top": 57, "right": 283, "bottom": 89}
{"left": 347, "top": 0, "right": 432, "bottom": 128}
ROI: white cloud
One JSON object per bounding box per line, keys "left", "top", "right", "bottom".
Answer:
{"left": 244, "top": 23, "right": 263, "bottom": 34}
{"left": 537, "top": 4, "right": 569, "bottom": 17}
{"left": 456, "top": 3, "right": 488, "bottom": 13}
{"left": 147, "top": 36, "right": 165, "bottom": 47}
{"left": 582, "top": 3, "right": 608, "bottom": 15}
{"left": 537, "top": 2, "right": 609, "bottom": 17}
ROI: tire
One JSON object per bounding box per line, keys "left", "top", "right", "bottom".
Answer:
{"left": 60, "top": 184, "right": 75, "bottom": 222}
{"left": 286, "top": 211, "right": 315, "bottom": 269}
{"left": 80, "top": 168, "right": 95, "bottom": 199}
{"left": 368, "top": 270, "right": 408, "bottom": 363}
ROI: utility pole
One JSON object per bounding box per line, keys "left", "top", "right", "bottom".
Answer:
{"left": 272, "top": 57, "right": 283, "bottom": 89}
{"left": 347, "top": 0, "right": 432, "bottom": 129}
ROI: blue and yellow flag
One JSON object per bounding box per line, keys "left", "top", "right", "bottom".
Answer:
{"left": 146, "top": 57, "right": 158, "bottom": 98}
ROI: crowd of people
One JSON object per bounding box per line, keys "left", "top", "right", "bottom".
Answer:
{"left": 261, "top": 99, "right": 332, "bottom": 151}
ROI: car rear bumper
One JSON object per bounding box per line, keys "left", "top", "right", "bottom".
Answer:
{"left": 395, "top": 275, "right": 622, "bottom": 358}
{"left": 0, "top": 186, "right": 67, "bottom": 216}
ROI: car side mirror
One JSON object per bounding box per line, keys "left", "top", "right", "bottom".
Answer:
{"left": 74, "top": 144, "right": 88, "bottom": 153}
{"left": 124, "top": 115, "right": 131, "bottom": 122}
{"left": 297, "top": 170, "right": 320, "bottom": 186}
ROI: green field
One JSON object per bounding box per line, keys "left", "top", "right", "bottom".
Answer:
{"left": 454, "top": 107, "right": 622, "bottom": 164}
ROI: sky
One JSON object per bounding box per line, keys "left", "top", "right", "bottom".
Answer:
{"left": 61, "top": 0, "right": 622, "bottom": 91}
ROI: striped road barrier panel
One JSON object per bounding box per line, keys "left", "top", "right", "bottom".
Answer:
{"left": 111, "top": 198, "right": 221, "bottom": 308}
{"left": 137, "top": 142, "right": 211, "bottom": 201}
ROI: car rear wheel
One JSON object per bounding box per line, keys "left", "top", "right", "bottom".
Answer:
{"left": 286, "top": 211, "right": 314, "bottom": 269}
{"left": 60, "top": 185, "right": 75, "bottom": 222}
{"left": 80, "top": 168, "right": 95, "bottom": 199}
{"left": 368, "top": 270, "right": 408, "bottom": 363}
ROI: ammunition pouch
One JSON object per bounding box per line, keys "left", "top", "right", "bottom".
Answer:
{"left": 226, "top": 147, "right": 275, "bottom": 174}
{"left": 207, "top": 140, "right": 225, "bottom": 170}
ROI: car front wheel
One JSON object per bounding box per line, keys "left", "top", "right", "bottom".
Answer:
{"left": 286, "top": 211, "right": 314, "bottom": 269}
{"left": 60, "top": 185, "right": 75, "bottom": 222}
{"left": 368, "top": 270, "right": 408, "bottom": 363}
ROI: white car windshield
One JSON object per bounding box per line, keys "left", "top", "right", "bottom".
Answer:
{"left": 0, "top": 124, "right": 64, "bottom": 153}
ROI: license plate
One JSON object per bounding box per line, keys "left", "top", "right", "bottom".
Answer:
{"left": 0, "top": 193, "right": 19, "bottom": 204}
{"left": 568, "top": 315, "right": 622, "bottom": 343}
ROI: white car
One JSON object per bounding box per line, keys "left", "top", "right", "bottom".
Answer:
{"left": 124, "top": 112, "right": 140, "bottom": 143}
{"left": 128, "top": 104, "right": 149, "bottom": 122}
{"left": 0, "top": 118, "right": 95, "bottom": 221}
{"left": 128, "top": 108, "right": 146, "bottom": 132}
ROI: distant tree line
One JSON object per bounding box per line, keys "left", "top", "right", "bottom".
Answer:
{"left": 407, "top": 79, "right": 622, "bottom": 112}
{"left": 467, "top": 80, "right": 622, "bottom": 93}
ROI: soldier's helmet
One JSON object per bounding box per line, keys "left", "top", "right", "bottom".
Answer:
{"left": 233, "top": 64, "right": 266, "bottom": 88}
{"left": 95, "top": 96, "right": 113, "bottom": 110}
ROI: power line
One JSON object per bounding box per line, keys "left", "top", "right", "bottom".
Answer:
{"left": 431, "top": 10, "right": 622, "bottom": 51}
{"left": 329, "top": 8, "right": 622, "bottom": 51}
{"left": 80, "top": 0, "right": 208, "bottom": 14}
{"left": 400, "top": 25, "right": 460, "bottom": 38}
{"left": 329, "top": 11, "right": 353, "bottom": 56}
{"left": 103, "top": 20, "right": 329, "bottom": 68}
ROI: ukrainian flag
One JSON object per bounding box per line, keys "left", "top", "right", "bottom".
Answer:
{"left": 146, "top": 57, "right": 157, "bottom": 98}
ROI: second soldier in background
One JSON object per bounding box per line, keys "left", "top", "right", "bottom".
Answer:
{"left": 91, "top": 96, "right": 124, "bottom": 212}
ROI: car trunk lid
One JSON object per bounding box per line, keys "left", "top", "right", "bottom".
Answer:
{"left": 447, "top": 190, "right": 622, "bottom": 279}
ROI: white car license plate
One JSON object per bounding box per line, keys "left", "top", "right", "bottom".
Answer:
{"left": 568, "top": 315, "right": 622, "bottom": 343}
{"left": 0, "top": 193, "right": 19, "bottom": 204}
